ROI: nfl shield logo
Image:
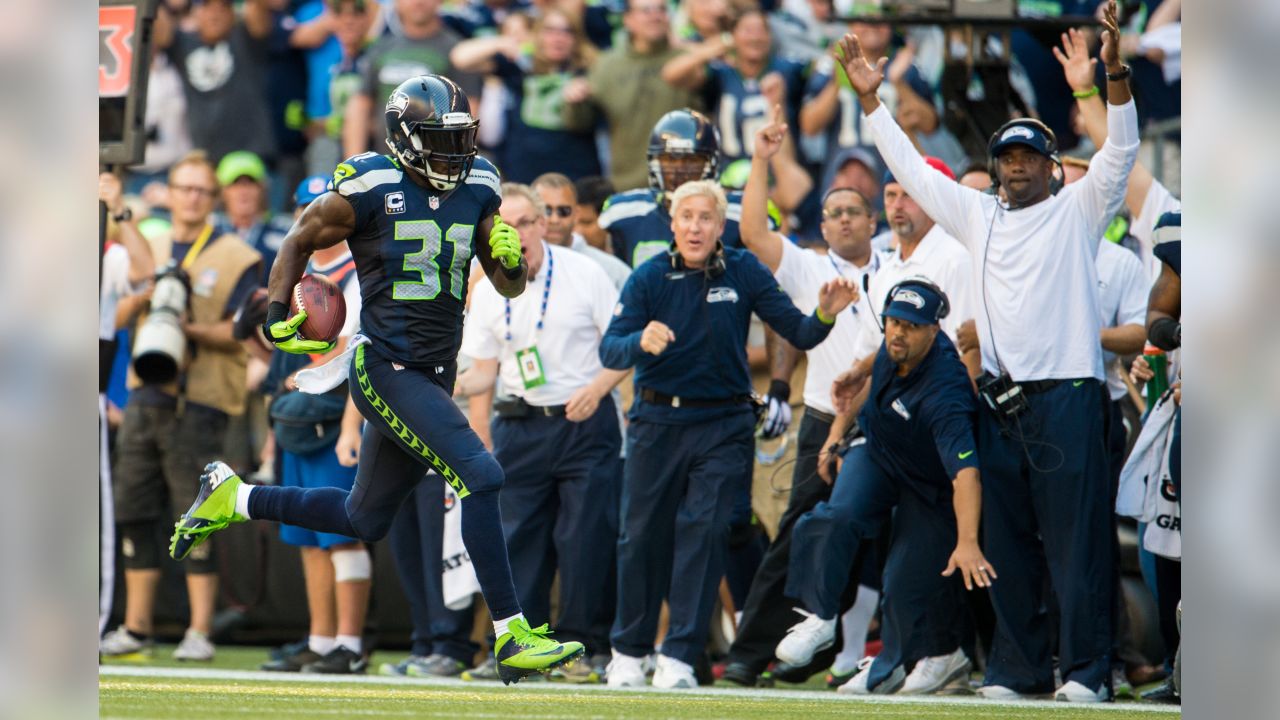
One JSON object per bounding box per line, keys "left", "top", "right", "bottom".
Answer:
{"left": 429, "top": 195, "right": 440, "bottom": 210}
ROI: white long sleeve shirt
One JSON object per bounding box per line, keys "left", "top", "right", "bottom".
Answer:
{"left": 866, "top": 100, "right": 1140, "bottom": 381}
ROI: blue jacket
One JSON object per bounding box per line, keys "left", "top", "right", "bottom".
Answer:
{"left": 601, "top": 246, "right": 834, "bottom": 424}
{"left": 859, "top": 332, "right": 978, "bottom": 504}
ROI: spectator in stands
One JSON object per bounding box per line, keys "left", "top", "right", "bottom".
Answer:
{"left": 459, "top": 183, "right": 628, "bottom": 683}
{"left": 672, "top": 0, "right": 730, "bottom": 44}
{"left": 889, "top": 45, "right": 967, "bottom": 176}
{"left": 800, "top": 20, "right": 896, "bottom": 179}
{"left": 661, "top": 8, "right": 809, "bottom": 164}
{"left": 573, "top": 175, "right": 616, "bottom": 252}
{"left": 532, "top": 173, "right": 632, "bottom": 290}
{"left": 721, "top": 115, "right": 881, "bottom": 688}
{"left": 835, "top": 1, "right": 1138, "bottom": 700}
{"left": 254, "top": 176, "right": 371, "bottom": 674}
{"left": 100, "top": 151, "right": 262, "bottom": 662}
{"left": 561, "top": 0, "right": 700, "bottom": 191}
{"left": 216, "top": 151, "right": 293, "bottom": 284}
{"left": 126, "top": 53, "right": 195, "bottom": 194}
{"left": 599, "top": 180, "right": 857, "bottom": 689}
{"left": 342, "top": 0, "right": 481, "bottom": 157}
{"left": 155, "top": 0, "right": 277, "bottom": 165}
{"left": 821, "top": 147, "right": 883, "bottom": 220}
{"left": 451, "top": 7, "right": 602, "bottom": 182}
{"left": 290, "top": 0, "right": 377, "bottom": 176}
{"left": 957, "top": 161, "right": 992, "bottom": 192}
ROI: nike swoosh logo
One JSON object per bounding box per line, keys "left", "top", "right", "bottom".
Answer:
{"left": 1073, "top": 380, "right": 1085, "bottom": 387}
{"left": 958, "top": 450, "right": 974, "bottom": 460}
{"left": 531, "top": 645, "right": 566, "bottom": 657}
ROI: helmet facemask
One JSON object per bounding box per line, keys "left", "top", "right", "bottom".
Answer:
{"left": 648, "top": 151, "right": 717, "bottom": 195}
{"left": 388, "top": 112, "right": 478, "bottom": 192}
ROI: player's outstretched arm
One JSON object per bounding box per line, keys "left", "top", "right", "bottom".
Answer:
{"left": 476, "top": 213, "right": 528, "bottom": 299}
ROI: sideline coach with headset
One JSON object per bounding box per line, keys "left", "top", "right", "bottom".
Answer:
{"left": 833, "top": 0, "right": 1139, "bottom": 702}
{"left": 777, "top": 279, "right": 990, "bottom": 696}
{"left": 599, "top": 180, "right": 857, "bottom": 688}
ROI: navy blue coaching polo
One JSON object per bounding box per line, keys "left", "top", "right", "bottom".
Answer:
{"left": 859, "top": 332, "right": 979, "bottom": 503}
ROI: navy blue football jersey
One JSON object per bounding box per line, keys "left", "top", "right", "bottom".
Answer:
{"left": 703, "top": 57, "right": 808, "bottom": 163}
{"left": 598, "top": 188, "right": 760, "bottom": 269}
{"left": 331, "top": 152, "right": 502, "bottom": 366}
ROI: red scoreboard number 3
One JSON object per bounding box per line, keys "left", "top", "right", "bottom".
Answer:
{"left": 99, "top": 6, "right": 136, "bottom": 98}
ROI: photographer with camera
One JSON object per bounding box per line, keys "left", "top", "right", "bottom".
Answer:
{"left": 100, "top": 151, "right": 262, "bottom": 662}
{"left": 835, "top": 1, "right": 1139, "bottom": 703}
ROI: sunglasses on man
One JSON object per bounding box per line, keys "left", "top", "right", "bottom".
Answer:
{"left": 544, "top": 205, "right": 574, "bottom": 218}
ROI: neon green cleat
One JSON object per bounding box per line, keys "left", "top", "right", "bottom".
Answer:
{"left": 169, "top": 461, "right": 247, "bottom": 560}
{"left": 494, "top": 618, "right": 585, "bottom": 685}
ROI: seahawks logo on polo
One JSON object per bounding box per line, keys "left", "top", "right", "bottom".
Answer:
{"left": 892, "top": 288, "right": 925, "bottom": 308}
{"left": 707, "top": 287, "right": 739, "bottom": 304}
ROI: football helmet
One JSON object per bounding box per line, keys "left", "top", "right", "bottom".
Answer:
{"left": 647, "top": 109, "right": 720, "bottom": 194}
{"left": 385, "top": 75, "right": 478, "bottom": 192}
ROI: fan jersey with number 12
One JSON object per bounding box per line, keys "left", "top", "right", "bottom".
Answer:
{"left": 331, "top": 151, "right": 501, "bottom": 367}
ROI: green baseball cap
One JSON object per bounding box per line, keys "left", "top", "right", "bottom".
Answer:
{"left": 216, "top": 150, "right": 267, "bottom": 187}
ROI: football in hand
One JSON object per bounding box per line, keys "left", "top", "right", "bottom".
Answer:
{"left": 292, "top": 274, "right": 346, "bottom": 343}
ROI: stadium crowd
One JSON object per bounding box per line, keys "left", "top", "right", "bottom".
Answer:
{"left": 98, "top": 0, "right": 1183, "bottom": 704}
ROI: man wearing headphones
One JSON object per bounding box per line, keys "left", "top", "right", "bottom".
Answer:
{"left": 776, "top": 279, "right": 990, "bottom": 696}
{"left": 599, "top": 180, "right": 858, "bottom": 689}
{"left": 834, "top": 0, "right": 1138, "bottom": 702}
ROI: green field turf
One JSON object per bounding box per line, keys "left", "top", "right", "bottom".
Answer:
{"left": 100, "top": 647, "right": 1180, "bottom": 720}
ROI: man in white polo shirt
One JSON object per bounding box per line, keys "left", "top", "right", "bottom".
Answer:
{"left": 855, "top": 162, "right": 979, "bottom": 378}
{"left": 459, "top": 183, "right": 629, "bottom": 680}
{"left": 832, "top": 0, "right": 1139, "bottom": 702}
{"left": 718, "top": 110, "right": 879, "bottom": 687}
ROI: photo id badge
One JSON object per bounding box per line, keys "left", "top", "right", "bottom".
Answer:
{"left": 516, "top": 346, "right": 547, "bottom": 389}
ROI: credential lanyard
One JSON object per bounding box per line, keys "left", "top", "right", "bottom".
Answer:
{"left": 504, "top": 247, "right": 553, "bottom": 343}
{"left": 828, "top": 250, "right": 879, "bottom": 317}
{"left": 179, "top": 224, "right": 215, "bottom": 270}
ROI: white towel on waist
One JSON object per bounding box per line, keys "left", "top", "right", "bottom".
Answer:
{"left": 295, "top": 334, "right": 370, "bottom": 394}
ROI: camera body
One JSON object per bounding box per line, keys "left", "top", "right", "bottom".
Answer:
{"left": 131, "top": 261, "right": 190, "bottom": 384}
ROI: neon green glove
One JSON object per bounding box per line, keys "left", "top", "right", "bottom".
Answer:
{"left": 489, "top": 215, "right": 523, "bottom": 269}
{"left": 264, "top": 311, "right": 336, "bottom": 355}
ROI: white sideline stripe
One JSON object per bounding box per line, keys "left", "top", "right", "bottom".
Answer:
{"left": 99, "top": 666, "right": 1179, "bottom": 714}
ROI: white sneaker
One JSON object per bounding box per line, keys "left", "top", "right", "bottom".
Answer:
{"left": 1055, "top": 680, "right": 1110, "bottom": 703}
{"left": 173, "top": 629, "right": 215, "bottom": 661}
{"left": 606, "top": 651, "right": 647, "bottom": 688}
{"left": 99, "top": 627, "right": 152, "bottom": 658}
{"left": 836, "top": 657, "right": 905, "bottom": 695}
{"left": 836, "top": 657, "right": 875, "bottom": 695}
{"left": 774, "top": 608, "right": 836, "bottom": 666}
{"left": 652, "top": 654, "right": 696, "bottom": 689}
{"left": 978, "top": 684, "right": 1027, "bottom": 700}
{"left": 899, "top": 648, "right": 971, "bottom": 695}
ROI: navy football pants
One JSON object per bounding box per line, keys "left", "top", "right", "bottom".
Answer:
{"left": 979, "top": 379, "right": 1112, "bottom": 694}
{"left": 387, "top": 477, "right": 477, "bottom": 663}
{"left": 611, "top": 411, "right": 755, "bottom": 667}
{"left": 249, "top": 344, "right": 521, "bottom": 619}
{"left": 492, "top": 397, "right": 621, "bottom": 656}
{"left": 788, "top": 442, "right": 964, "bottom": 691}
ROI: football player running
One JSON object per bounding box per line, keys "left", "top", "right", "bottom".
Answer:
{"left": 168, "top": 75, "right": 583, "bottom": 684}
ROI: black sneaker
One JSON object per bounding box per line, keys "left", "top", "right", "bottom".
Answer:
{"left": 721, "top": 661, "right": 759, "bottom": 687}
{"left": 270, "top": 639, "right": 309, "bottom": 662}
{"left": 1140, "top": 678, "right": 1181, "bottom": 704}
{"left": 262, "top": 647, "right": 323, "bottom": 672}
{"left": 303, "top": 646, "right": 368, "bottom": 674}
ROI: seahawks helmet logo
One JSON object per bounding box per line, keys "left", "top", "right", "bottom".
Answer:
{"left": 892, "top": 289, "right": 926, "bottom": 308}
{"left": 1001, "top": 126, "right": 1035, "bottom": 141}
{"left": 386, "top": 91, "right": 410, "bottom": 116}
